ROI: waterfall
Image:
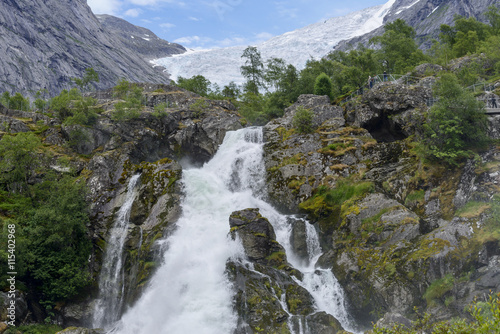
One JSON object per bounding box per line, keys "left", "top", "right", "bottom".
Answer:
{"left": 93, "top": 174, "right": 141, "bottom": 329}
{"left": 106, "top": 128, "right": 355, "bottom": 333}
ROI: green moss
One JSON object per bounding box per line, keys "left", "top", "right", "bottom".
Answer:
{"left": 405, "top": 189, "right": 425, "bottom": 206}
{"left": 423, "top": 274, "right": 455, "bottom": 306}
{"left": 456, "top": 201, "right": 491, "bottom": 218}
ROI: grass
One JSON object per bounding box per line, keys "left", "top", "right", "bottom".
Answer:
{"left": 455, "top": 201, "right": 491, "bottom": 219}
{"left": 423, "top": 274, "right": 455, "bottom": 306}
{"left": 299, "top": 178, "right": 374, "bottom": 218}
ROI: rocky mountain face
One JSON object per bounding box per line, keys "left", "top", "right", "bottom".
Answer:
{"left": 1, "top": 68, "right": 500, "bottom": 333}
{"left": 337, "top": 0, "right": 498, "bottom": 50}
{"left": 263, "top": 66, "right": 500, "bottom": 328}
{"left": 0, "top": 0, "right": 185, "bottom": 98}
{"left": 96, "top": 15, "right": 185, "bottom": 61}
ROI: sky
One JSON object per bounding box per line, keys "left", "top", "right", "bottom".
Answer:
{"left": 87, "top": 0, "right": 389, "bottom": 50}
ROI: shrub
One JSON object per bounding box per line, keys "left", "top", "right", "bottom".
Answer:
{"left": 314, "top": 73, "right": 333, "bottom": 99}
{"left": 292, "top": 106, "right": 314, "bottom": 133}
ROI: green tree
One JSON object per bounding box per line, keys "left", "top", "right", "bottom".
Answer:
{"left": 422, "top": 73, "right": 488, "bottom": 165}
{"left": 0, "top": 132, "right": 42, "bottom": 193}
{"left": 222, "top": 81, "right": 240, "bottom": 99}
{"left": 24, "top": 175, "right": 92, "bottom": 304}
{"left": 370, "top": 19, "right": 427, "bottom": 73}
{"left": 112, "top": 80, "right": 144, "bottom": 121}
{"left": 314, "top": 73, "right": 333, "bottom": 99}
{"left": 241, "top": 46, "right": 265, "bottom": 94}
{"left": 72, "top": 68, "right": 99, "bottom": 92}
{"left": 177, "top": 75, "right": 212, "bottom": 97}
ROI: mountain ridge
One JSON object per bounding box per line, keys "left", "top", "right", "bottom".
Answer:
{"left": 0, "top": 0, "right": 185, "bottom": 98}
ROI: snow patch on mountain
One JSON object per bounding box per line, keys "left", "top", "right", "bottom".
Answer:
{"left": 152, "top": 0, "right": 396, "bottom": 87}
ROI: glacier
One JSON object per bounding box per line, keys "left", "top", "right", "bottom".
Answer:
{"left": 152, "top": 0, "right": 396, "bottom": 87}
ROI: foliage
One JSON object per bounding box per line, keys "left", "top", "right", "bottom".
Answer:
{"left": 299, "top": 179, "right": 374, "bottom": 218}
{"left": 152, "top": 102, "right": 169, "bottom": 117}
{"left": 72, "top": 67, "right": 99, "bottom": 91}
{"left": 241, "top": 46, "right": 265, "bottom": 94}
{"left": 422, "top": 73, "right": 488, "bottom": 165}
{"left": 1, "top": 91, "right": 31, "bottom": 111}
{"left": 24, "top": 174, "right": 92, "bottom": 303}
{"left": 292, "top": 106, "right": 314, "bottom": 133}
{"left": 0, "top": 132, "right": 42, "bottom": 193}
{"left": 373, "top": 293, "right": 500, "bottom": 334}
{"left": 423, "top": 274, "right": 455, "bottom": 306}
{"left": 314, "top": 73, "right": 333, "bottom": 99}
{"left": 49, "top": 88, "right": 98, "bottom": 125}
{"left": 189, "top": 98, "right": 210, "bottom": 118}
{"left": 3, "top": 324, "right": 63, "bottom": 334}
{"left": 370, "top": 19, "right": 428, "bottom": 73}
{"left": 222, "top": 81, "right": 240, "bottom": 99}
{"left": 112, "top": 79, "right": 144, "bottom": 121}
{"left": 177, "top": 75, "right": 212, "bottom": 97}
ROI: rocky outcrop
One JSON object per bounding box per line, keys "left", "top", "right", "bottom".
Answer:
{"left": 263, "top": 82, "right": 500, "bottom": 328}
{"left": 0, "top": 0, "right": 185, "bottom": 97}
{"left": 228, "top": 208, "right": 344, "bottom": 334}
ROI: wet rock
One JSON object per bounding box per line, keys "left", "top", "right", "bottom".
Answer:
{"left": 229, "top": 208, "right": 287, "bottom": 267}
{"left": 289, "top": 217, "right": 309, "bottom": 263}
{"left": 305, "top": 312, "right": 344, "bottom": 334}
{"left": 58, "top": 300, "right": 95, "bottom": 327}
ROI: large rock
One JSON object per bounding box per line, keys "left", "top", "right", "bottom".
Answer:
{"left": 229, "top": 208, "right": 287, "bottom": 267}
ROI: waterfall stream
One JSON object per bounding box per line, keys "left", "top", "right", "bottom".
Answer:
{"left": 93, "top": 174, "right": 141, "bottom": 328}
{"left": 106, "top": 128, "right": 355, "bottom": 333}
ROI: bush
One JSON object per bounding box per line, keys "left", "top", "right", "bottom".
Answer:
{"left": 292, "top": 106, "right": 314, "bottom": 133}
{"left": 314, "top": 73, "right": 333, "bottom": 99}
{"left": 112, "top": 82, "right": 144, "bottom": 121}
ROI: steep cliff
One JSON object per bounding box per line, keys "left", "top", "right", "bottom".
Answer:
{"left": 0, "top": 0, "right": 185, "bottom": 97}
{"left": 262, "top": 73, "right": 500, "bottom": 328}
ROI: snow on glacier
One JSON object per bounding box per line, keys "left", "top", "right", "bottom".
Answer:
{"left": 152, "top": 0, "right": 396, "bottom": 87}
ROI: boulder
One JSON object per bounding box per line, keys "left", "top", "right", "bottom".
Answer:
{"left": 229, "top": 208, "right": 287, "bottom": 267}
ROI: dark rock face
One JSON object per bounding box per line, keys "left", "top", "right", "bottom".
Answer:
{"left": 227, "top": 208, "right": 344, "bottom": 334}
{"left": 0, "top": 0, "right": 185, "bottom": 97}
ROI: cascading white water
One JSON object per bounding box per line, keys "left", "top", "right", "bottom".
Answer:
{"left": 107, "top": 127, "right": 355, "bottom": 333}
{"left": 93, "top": 174, "right": 141, "bottom": 328}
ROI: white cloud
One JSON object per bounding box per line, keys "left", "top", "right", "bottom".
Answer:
{"left": 275, "top": 1, "right": 298, "bottom": 19}
{"left": 160, "top": 22, "right": 176, "bottom": 29}
{"left": 124, "top": 8, "right": 142, "bottom": 17}
{"left": 188, "top": 16, "right": 200, "bottom": 21}
{"left": 174, "top": 35, "right": 206, "bottom": 45}
{"left": 87, "top": 0, "right": 122, "bottom": 15}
